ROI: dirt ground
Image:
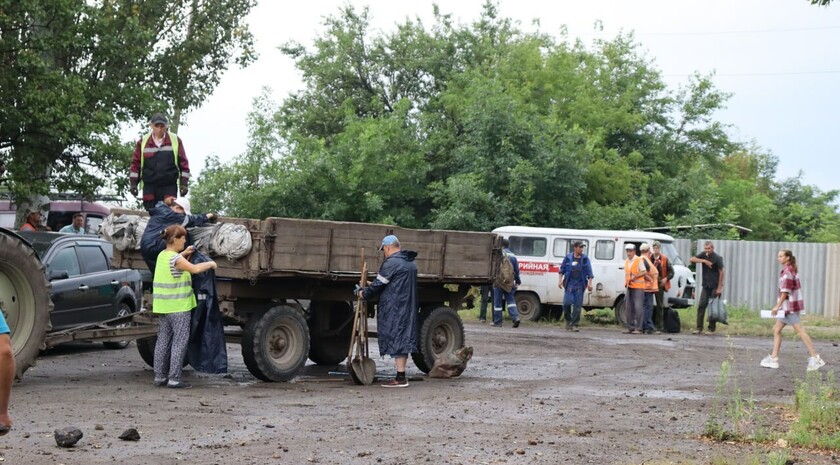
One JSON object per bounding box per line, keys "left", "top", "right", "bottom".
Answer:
{"left": 2, "top": 321, "right": 838, "bottom": 465}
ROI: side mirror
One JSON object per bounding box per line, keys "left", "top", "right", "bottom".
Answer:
{"left": 49, "top": 269, "right": 69, "bottom": 281}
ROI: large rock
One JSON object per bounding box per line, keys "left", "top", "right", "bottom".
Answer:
{"left": 119, "top": 428, "right": 141, "bottom": 441}
{"left": 54, "top": 427, "right": 83, "bottom": 447}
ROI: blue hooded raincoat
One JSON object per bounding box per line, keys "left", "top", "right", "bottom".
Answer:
{"left": 362, "top": 249, "right": 419, "bottom": 356}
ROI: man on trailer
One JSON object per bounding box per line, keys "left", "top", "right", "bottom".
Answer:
{"left": 357, "top": 235, "right": 419, "bottom": 388}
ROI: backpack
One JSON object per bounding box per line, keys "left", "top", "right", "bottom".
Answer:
{"left": 664, "top": 308, "right": 681, "bottom": 333}
{"left": 494, "top": 253, "right": 515, "bottom": 293}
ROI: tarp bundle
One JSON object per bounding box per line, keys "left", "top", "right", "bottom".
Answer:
{"left": 99, "top": 214, "right": 148, "bottom": 251}
{"left": 189, "top": 223, "right": 252, "bottom": 260}
{"left": 100, "top": 213, "right": 251, "bottom": 259}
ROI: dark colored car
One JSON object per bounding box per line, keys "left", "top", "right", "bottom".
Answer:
{"left": 18, "top": 231, "right": 144, "bottom": 349}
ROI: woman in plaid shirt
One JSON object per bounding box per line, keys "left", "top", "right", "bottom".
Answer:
{"left": 760, "top": 250, "right": 826, "bottom": 371}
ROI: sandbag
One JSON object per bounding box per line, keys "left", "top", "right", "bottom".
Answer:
{"left": 99, "top": 214, "right": 147, "bottom": 251}
{"left": 708, "top": 297, "right": 729, "bottom": 325}
{"left": 190, "top": 223, "right": 252, "bottom": 260}
{"left": 428, "top": 346, "right": 473, "bottom": 379}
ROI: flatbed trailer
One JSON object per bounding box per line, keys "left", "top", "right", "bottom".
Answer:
{"left": 111, "top": 214, "right": 501, "bottom": 382}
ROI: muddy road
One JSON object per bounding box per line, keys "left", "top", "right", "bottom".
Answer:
{"left": 2, "top": 322, "right": 836, "bottom": 464}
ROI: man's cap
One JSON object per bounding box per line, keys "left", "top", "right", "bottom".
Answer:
{"left": 150, "top": 113, "right": 168, "bottom": 126}
{"left": 624, "top": 243, "right": 636, "bottom": 250}
{"left": 573, "top": 241, "right": 585, "bottom": 248}
{"left": 173, "top": 197, "right": 191, "bottom": 215}
{"left": 379, "top": 234, "right": 399, "bottom": 251}
{"left": 640, "top": 243, "right": 651, "bottom": 252}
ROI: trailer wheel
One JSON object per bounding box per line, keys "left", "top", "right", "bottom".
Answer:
{"left": 411, "top": 306, "right": 464, "bottom": 374}
{"left": 515, "top": 292, "right": 542, "bottom": 321}
{"left": 307, "top": 301, "right": 353, "bottom": 366}
{"left": 103, "top": 303, "right": 133, "bottom": 350}
{"left": 0, "top": 231, "right": 53, "bottom": 378}
{"left": 136, "top": 334, "right": 188, "bottom": 368}
{"left": 242, "top": 305, "right": 310, "bottom": 382}
{"left": 614, "top": 296, "right": 628, "bottom": 326}
{"left": 136, "top": 336, "right": 155, "bottom": 367}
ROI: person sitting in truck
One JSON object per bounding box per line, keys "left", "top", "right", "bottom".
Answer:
{"left": 19, "top": 209, "right": 49, "bottom": 232}
{"left": 140, "top": 198, "right": 215, "bottom": 274}
{"left": 58, "top": 213, "right": 86, "bottom": 234}
{"left": 152, "top": 225, "right": 217, "bottom": 389}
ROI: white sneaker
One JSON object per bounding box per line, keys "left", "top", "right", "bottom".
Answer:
{"left": 807, "top": 355, "right": 826, "bottom": 372}
{"left": 760, "top": 355, "right": 779, "bottom": 369}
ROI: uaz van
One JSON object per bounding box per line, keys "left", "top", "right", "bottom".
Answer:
{"left": 492, "top": 226, "right": 695, "bottom": 324}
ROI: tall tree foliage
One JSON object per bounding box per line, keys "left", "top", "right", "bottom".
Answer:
{"left": 0, "top": 0, "right": 255, "bottom": 208}
{"left": 192, "top": 2, "right": 840, "bottom": 242}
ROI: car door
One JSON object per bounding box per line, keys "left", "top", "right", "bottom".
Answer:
{"left": 45, "top": 244, "right": 87, "bottom": 331}
{"left": 76, "top": 241, "right": 119, "bottom": 323}
{"left": 589, "top": 239, "right": 619, "bottom": 308}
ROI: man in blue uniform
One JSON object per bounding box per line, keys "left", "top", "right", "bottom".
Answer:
{"left": 558, "top": 241, "right": 594, "bottom": 331}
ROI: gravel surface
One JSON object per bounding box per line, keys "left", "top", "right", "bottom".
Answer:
{"left": 2, "top": 321, "right": 837, "bottom": 464}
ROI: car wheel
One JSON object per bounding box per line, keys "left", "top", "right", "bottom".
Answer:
{"left": 103, "top": 303, "right": 133, "bottom": 350}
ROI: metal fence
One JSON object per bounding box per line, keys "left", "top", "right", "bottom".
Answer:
{"left": 672, "top": 239, "right": 840, "bottom": 318}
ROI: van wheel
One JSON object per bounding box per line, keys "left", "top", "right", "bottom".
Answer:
{"left": 515, "top": 292, "right": 541, "bottom": 321}
{"left": 614, "top": 297, "right": 628, "bottom": 326}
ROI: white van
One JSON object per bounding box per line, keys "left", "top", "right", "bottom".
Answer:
{"left": 492, "top": 226, "right": 695, "bottom": 323}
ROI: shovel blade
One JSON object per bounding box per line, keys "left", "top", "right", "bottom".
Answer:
{"left": 350, "top": 356, "right": 376, "bottom": 385}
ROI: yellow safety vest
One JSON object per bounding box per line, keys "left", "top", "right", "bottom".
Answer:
{"left": 152, "top": 250, "right": 195, "bottom": 314}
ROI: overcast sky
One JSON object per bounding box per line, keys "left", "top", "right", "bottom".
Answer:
{"left": 169, "top": 0, "right": 839, "bottom": 195}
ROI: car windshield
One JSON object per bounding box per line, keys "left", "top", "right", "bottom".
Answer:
{"left": 17, "top": 232, "right": 57, "bottom": 259}
{"left": 659, "top": 242, "right": 685, "bottom": 266}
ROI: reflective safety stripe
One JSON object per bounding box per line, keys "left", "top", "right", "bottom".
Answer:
{"left": 376, "top": 274, "right": 390, "bottom": 284}
{"left": 153, "top": 250, "right": 195, "bottom": 314}
{"left": 152, "top": 281, "right": 188, "bottom": 289}
{"left": 153, "top": 291, "right": 194, "bottom": 300}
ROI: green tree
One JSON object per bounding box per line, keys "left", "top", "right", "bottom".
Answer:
{"left": 0, "top": 0, "right": 255, "bottom": 218}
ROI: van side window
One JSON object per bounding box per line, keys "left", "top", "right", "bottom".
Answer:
{"left": 508, "top": 236, "right": 547, "bottom": 257}
{"left": 594, "top": 240, "right": 615, "bottom": 260}
{"left": 552, "top": 238, "right": 567, "bottom": 257}
{"left": 86, "top": 216, "right": 104, "bottom": 235}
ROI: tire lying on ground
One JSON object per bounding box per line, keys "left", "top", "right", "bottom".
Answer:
{"left": 0, "top": 230, "right": 53, "bottom": 378}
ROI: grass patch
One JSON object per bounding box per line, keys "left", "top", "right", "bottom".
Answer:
{"left": 704, "top": 358, "right": 762, "bottom": 442}
{"left": 787, "top": 372, "right": 840, "bottom": 449}
{"left": 679, "top": 304, "right": 840, "bottom": 339}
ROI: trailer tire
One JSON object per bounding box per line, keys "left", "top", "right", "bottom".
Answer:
{"left": 411, "top": 306, "right": 464, "bottom": 374}
{"left": 307, "top": 301, "right": 353, "bottom": 366}
{"left": 0, "top": 231, "right": 53, "bottom": 379}
{"left": 136, "top": 334, "right": 188, "bottom": 369}
{"left": 136, "top": 336, "right": 156, "bottom": 367}
{"left": 614, "top": 296, "right": 628, "bottom": 326}
{"left": 515, "top": 292, "right": 542, "bottom": 321}
{"left": 242, "top": 305, "right": 310, "bottom": 382}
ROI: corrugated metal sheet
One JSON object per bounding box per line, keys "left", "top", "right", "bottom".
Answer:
{"left": 825, "top": 243, "right": 840, "bottom": 319}
{"left": 694, "top": 240, "right": 830, "bottom": 316}
{"left": 674, "top": 239, "right": 692, "bottom": 265}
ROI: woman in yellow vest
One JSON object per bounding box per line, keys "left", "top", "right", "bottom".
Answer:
{"left": 152, "top": 225, "right": 217, "bottom": 388}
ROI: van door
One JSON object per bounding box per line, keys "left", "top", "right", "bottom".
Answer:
{"left": 589, "top": 238, "right": 620, "bottom": 308}
{"left": 507, "top": 234, "right": 552, "bottom": 302}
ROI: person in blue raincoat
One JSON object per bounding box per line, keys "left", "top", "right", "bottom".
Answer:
{"left": 140, "top": 197, "right": 215, "bottom": 273}
{"left": 357, "top": 235, "right": 418, "bottom": 388}
{"left": 140, "top": 197, "right": 226, "bottom": 374}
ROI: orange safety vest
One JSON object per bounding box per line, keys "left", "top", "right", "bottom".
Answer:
{"left": 656, "top": 254, "right": 671, "bottom": 291}
{"left": 624, "top": 256, "right": 646, "bottom": 289}
{"left": 642, "top": 255, "right": 659, "bottom": 293}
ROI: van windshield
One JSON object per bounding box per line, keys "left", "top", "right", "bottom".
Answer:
{"left": 659, "top": 242, "right": 685, "bottom": 266}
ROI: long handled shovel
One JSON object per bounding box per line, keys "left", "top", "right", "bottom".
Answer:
{"left": 349, "top": 249, "right": 376, "bottom": 385}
